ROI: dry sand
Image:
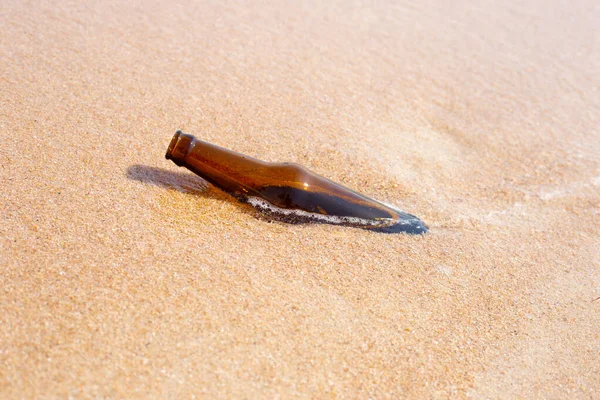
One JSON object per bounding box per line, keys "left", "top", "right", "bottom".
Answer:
{"left": 1, "top": 0, "right": 599, "bottom": 398}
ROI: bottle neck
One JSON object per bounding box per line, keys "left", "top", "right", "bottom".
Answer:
{"left": 165, "top": 131, "right": 267, "bottom": 198}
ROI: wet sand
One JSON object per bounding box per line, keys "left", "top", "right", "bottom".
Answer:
{"left": 1, "top": 0, "right": 599, "bottom": 397}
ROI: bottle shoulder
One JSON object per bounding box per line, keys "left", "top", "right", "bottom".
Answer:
{"left": 266, "top": 162, "right": 312, "bottom": 182}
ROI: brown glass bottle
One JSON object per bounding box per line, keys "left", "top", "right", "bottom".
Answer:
{"left": 165, "top": 131, "right": 428, "bottom": 234}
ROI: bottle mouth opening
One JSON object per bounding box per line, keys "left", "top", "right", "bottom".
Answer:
{"left": 165, "top": 130, "right": 183, "bottom": 161}
{"left": 165, "top": 130, "right": 194, "bottom": 166}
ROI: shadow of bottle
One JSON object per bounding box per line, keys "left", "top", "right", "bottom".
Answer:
{"left": 127, "top": 164, "right": 210, "bottom": 196}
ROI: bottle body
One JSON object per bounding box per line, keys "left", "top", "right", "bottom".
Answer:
{"left": 165, "top": 131, "right": 428, "bottom": 234}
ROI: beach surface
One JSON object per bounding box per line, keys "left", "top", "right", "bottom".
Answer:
{"left": 1, "top": 0, "right": 599, "bottom": 397}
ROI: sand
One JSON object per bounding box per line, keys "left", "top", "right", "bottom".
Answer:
{"left": 1, "top": 0, "right": 599, "bottom": 398}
